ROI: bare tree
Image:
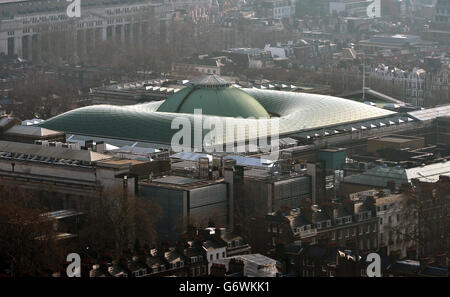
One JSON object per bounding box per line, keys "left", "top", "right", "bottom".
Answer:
{"left": 0, "top": 187, "right": 65, "bottom": 276}
{"left": 76, "top": 187, "right": 160, "bottom": 259}
{"left": 386, "top": 179, "right": 450, "bottom": 259}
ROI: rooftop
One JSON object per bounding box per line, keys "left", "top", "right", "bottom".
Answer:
{"left": 39, "top": 76, "right": 396, "bottom": 147}
{"left": 157, "top": 75, "right": 270, "bottom": 118}
{"left": 5, "top": 125, "right": 64, "bottom": 137}
{"left": 0, "top": 140, "right": 112, "bottom": 163}
{"left": 141, "top": 175, "right": 224, "bottom": 190}
{"left": 344, "top": 160, "right": 450, "bottom": 187}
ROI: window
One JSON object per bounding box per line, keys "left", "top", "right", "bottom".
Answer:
{"left": 222, "top": 252, "right": 225, "bottom": 258}
{"left": 380, "top": 218, "right": 383, "bottom": 225}
{"left": 331, "top": 231, "right": 336, "bottom": 240}
{"left": 338, "top": 230, "right": 342, "bottom": 239}
{"left": 210, "top": 254, "right": 213, "bottom": 261}
{"left": 216, "top": 253, "right": 219, "bottom": 260}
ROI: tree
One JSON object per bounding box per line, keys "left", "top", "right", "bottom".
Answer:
{"left": 386, "top": 178, "right": 450, "bottom": 259}
{"left": 76, "top": 187, "right": 160, "bottom": 259}
{"left": 0, "top": 187, "right": 66, "bottom": 276}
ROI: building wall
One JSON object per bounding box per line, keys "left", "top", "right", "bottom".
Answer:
{"left": 237, "top": 175, "right": 311, "bottom": 223}
{"left": 376, "top": 195, "right": 418, "bottom": 259}
{"left": 139, "top": 185, "right": 186, "bottom": 243}
{"left": 139, "top": 182, "right": 228, "bottom": 243}
{"left": 367, "top": 137, "right": 425, "bottom": 153}
{"left": 272, "top": 176, "right": 311, "bottom": 210}
{"left": 189, "top": 184, "right": 228, "bottom": 227}
{"left": 436, "top": 117, "right": 450, "bottom": 147}
{"left": 0, "top": 0, "right": 164, "bottom": 59}
{"left": 0, "top": 157, "right": 135, "bottom": 211}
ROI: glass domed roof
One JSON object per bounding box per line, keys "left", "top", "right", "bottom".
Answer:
{"left": 156, "top": 75, "right": 270, "bottom": 119}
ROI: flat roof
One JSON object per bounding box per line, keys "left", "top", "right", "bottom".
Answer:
{"left": 0, "top": 140, "right": 112, "bottom": 162}
{"left": 141, "top": 175, "right": 224, "bottom": 190}
{"left": 409, "top": 104, "right": 450, "bottom": 121}
{"left": 373, "top": 136, "right": 422, "bottom": 143}
{"left": 152, "top": 175, "right": 202, "bottom": 185}
{"left": 97, "top": 158, "right": 147, "bottom": 166}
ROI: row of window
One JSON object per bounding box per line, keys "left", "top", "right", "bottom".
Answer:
{"left": 191, "top": 266, "right": 206, "bottom": 277}
{"left": 173, "top": 65, "right": 219, "bottom": 75}
{"left": 330, "top": 223, "right": 378, "bottom": 240}
{"left": 105, "top": 5, "right": 152, "bottom": 15}
{"left": 209, "top": 251, "right": 226, "bottom": 261}
{"left": 379, "top": 213, "right": 401, "bottom": 225}
{"left": 436, "top": 8, "right": 450, "bottom": 15}
{"left": 22, "top": 14, "right": 68, "bottom": 25}
{"left": 190, "top": 255, "right": 203, "bottom": 263}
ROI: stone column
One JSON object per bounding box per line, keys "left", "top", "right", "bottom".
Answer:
{"left": 0, "top": 39, "right": 8, "bottom": 55}
{"left": 101, "top": 26, "right": 107, "bottom": 41}
{"left": 31, "top": 34, "right": 39, "bottom": 62}
{"left": 22, "top": 35, "right": 32, "bottom": 60}
{"left": 14, "top": 36, "right": 22, "bottom": 56}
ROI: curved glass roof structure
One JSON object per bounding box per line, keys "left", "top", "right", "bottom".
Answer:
{"left": 38, "top": 76, "right": 395, "bottom": 147}
{"left": 156, "top": 77, "right": 270, "bottom": 118}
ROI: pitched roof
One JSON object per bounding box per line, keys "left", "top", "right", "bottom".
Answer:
{"left": 5, "top": 125, "right": 63, "bottom": 137}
